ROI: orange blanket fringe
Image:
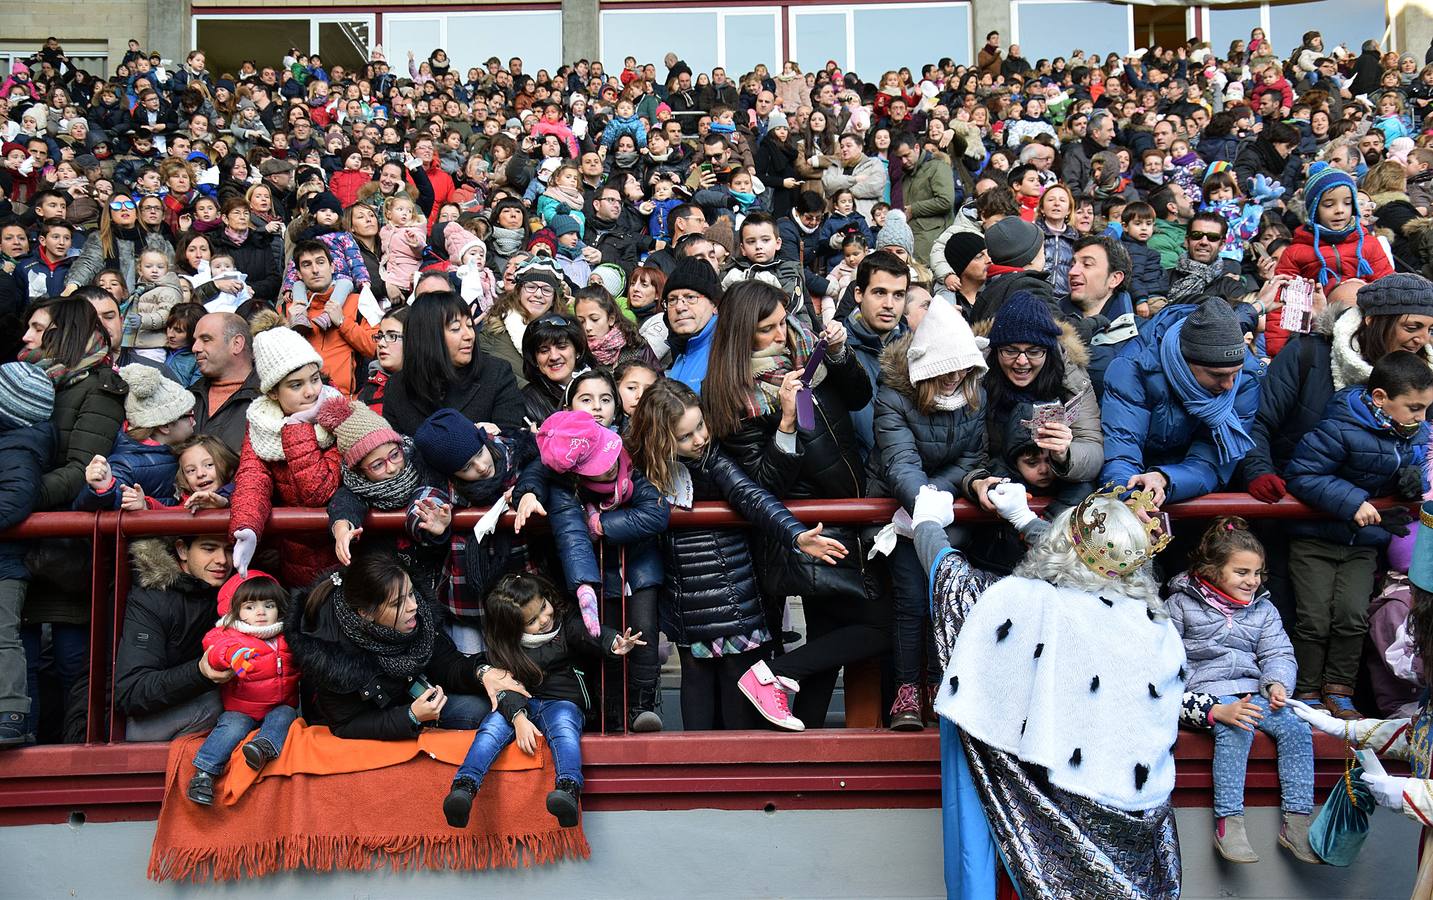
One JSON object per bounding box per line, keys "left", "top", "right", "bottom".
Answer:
{"left": 147, "top": 720, "right": 589, "bottom": 882}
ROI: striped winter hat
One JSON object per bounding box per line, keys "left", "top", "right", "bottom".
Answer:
{"left": 1202, "top": 160, "right": 1233, "bottom": 183}
{"left": 0, "top": 362, "right": 55, "bottom": 429}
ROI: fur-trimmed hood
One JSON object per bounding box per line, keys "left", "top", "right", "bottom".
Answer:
{"left": 971, "top": 318, "right": 1090, "bottom": 369}
{"left": 129, "top": 537, "right": 184, "bottom": 590}
{"left": 878, "top": 331, "right": 920, "bottom": 400}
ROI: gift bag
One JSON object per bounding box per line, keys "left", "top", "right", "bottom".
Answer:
{"left": 1310, "top": 760, "right": 1374, "bottom": 866}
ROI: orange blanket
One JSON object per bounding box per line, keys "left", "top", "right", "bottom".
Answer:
{"left": 148, "top": 720, "right": 589, "bottom": 882}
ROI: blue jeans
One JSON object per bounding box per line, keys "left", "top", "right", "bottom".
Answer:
{"left": 454, "top": 698, "right": 584, "bottom": 791}
{"left": 192, "top": 705, "right": 298, "bottom": 775}
{"left": 1212, "top": 693, "right": 1314, "bottom": 817}
{"left": 436, "top": 692, "right": 493, "bottom": 730}
{"left": 21, "top": 623, "right": 88, "bottom": 737}
{"left": 890, "top": 538, "right": 941, "bottom": 685}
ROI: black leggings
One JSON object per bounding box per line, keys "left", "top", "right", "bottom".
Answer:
{"left": 677, "top": 647, "right": 765, "bottom": 730}
{"left": 601, "top": 586, "right": 660, "bottom": 723}
{"left": 769, "top": 584, "right": 891, "bottom": 728}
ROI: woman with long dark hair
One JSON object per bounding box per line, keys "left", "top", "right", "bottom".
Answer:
{"left": 701, "top": 281, "right": 888, "bottom": 730}
{"left": 287, "top": 544, "right": 524, "bottom": 740}
{"left": 63, "top": 193, "right": 173, "bottom": 293}
{"left": 382, "top": 290, "right": 525, "bottom": 437}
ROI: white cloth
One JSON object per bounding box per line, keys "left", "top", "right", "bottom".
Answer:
{"left": 936, "top": 576, "right": 1186, "bottom": 812}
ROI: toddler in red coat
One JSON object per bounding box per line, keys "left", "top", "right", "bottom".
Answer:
{"left": 186, "top": 571, "right": 301, "bottom": 806}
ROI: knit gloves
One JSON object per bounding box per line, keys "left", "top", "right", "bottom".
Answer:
{"left": 576, "top": 585, "right": 600, "bottom": 638}
{"left": 1246, "top": 473, "right": 1287, "bottom": 504}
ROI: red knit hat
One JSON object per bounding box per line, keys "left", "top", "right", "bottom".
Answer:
{"left": 217, "top": 570, "right": 278, "bottom": 618}
{"left": 317, "top": 395, "right": 405, "bottom": 469}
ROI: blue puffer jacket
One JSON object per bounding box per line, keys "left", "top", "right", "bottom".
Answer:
{"left": 1284, "top": 386, "right": 1429, "bottom": 546}
{"left": 661, "top": 448, "right": 804, "bottom": 646}
{"left": 73, "top": 431, "right": 179, "bottom": 511}
{"left": 868, "top": 331, "right": 990, "bottom": 509}
{"left": 0, "top": 423, "right": 55, "bottom": 580}
{"left": 1120, "top": 234, "right": 1169, "bottom": 301}
{"left": 545, "top": 464, "right": 670, "bottom": 597}
{"left": 1058, "top": 290, "right": 1136, "bottom": 398}
{"left": 1100, "top": 304, "right": 1263, "bottom": 502}
{"left": 1166, "top": 572, "right": 1298, "bottom": 698}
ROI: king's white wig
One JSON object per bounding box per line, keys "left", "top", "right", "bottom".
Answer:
{"left": 1014, "top": 496, "right": 1166, "bottom": 615}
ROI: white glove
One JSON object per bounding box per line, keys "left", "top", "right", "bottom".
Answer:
{"left": 232, "top": 528, "right": 257, "bottom": 577}
{"left": 1360, "top": 771, "right": 1410, "bottom": 811}
{"left": 17, "top": 157, "right": 34, "bottom": 176}
{"left": 1286, "top": 698, "right": 1347, "bottom": 738}
{"left": 988, "top": 482, "right": 1038, "bottom": 530}
{"left": 910, "top": 485, "right": 955, "bottom": 530}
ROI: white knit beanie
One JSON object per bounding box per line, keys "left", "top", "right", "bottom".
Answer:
{"left": 119, "top": 364, "right": 196, "bottom": 428}
{"left": 253, "top": 327, "right": 325, "bottom": 393}
{"left": 907, "top": 297, "right": 987, "bottom": 383}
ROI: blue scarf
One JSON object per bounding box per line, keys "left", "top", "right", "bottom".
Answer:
{"left": 1158, "top": 318, "right": 1255, "bottom": 465}
{"left": 709, "top": 121, "right": 736, "bottom": 135}
{"left": 1310, "top": 220, "right": 1374, "bottom": 287}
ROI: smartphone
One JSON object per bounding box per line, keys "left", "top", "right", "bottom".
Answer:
{"left": 408, "top": 675, "right": 434, "bottom": 700}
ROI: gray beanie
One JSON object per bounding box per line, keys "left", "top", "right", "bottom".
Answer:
{"left": 0, "top": 362, "right": 55, "bottom": 429}
{"left": 984, "top": 217, "right": 1043, "bottom": 267}
{"left": 876, "top": 210, "right": 915, "bottom": 257}
{"left": 1356, "top": 274, "right": 1433, "bottom": 318}
{"left": 1178, "top": 299, "right": 1247, "bottom": 367}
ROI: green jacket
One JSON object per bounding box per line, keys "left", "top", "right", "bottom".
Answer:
{"left": 1148, "top": 218, "right": 1186, "bottom": 270}
{"left": 903, "top": 153, "right": 956, "bottom": 263}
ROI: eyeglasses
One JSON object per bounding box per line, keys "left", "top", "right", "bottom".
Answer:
{"left": 1188, "top": 230, "right": 1223, "bottom": 243}
{"left": 521, "top": 282, "right": 556, "bottom": 299}
{"left": 376, "top": 330, "right": 404, "bottom": 345}
{"left": 363, "top": 445, "right": 405, "bottom": 476}
{"left": 661, "top": 292, "right": 709, "bottom": 311}
{"left": 109, "top": 199, "right": 136, "bottom": 211}
{"left": 997, "top": 346, "right": 1048, "bottom": 363}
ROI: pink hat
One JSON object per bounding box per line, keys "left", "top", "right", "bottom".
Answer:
{"left": 535, "top": 410, "right": 624, "bottom": 477}
{"left": 656, "top": 102, "right": 672, "bottom": 118}
{"left": 443, "top": 223, "right": 482, "bottom": 264}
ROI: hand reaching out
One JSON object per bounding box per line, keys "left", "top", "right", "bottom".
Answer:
{"left": 85, "top": 454, "right": 113, "bottom": 490}
{"left": 414, "top": 498, "right": 452, "bottom": 536}
{"left": 610, "top": 628, "right": 647, "bottom": 655}
{"left": 796, "top": 523, "right": 847, "bottom": 564}
{"left": 333, "top": 521, "right": 363, "bottom": 566}
{"left": 119, "top": 483, "right": 147, "bottom": 511}
{"left": 514, "top": 492, "right": 546, "bottom": 533}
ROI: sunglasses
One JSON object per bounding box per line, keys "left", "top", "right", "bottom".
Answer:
{"left": 1188, "top": 230, "right": 1223, "bottom": 243}
{"left": 109, "top": 199, "right": 136, "bottom": 211}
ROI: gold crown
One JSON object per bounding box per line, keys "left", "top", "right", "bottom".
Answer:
{"left": 1070, "top": 482, "right": 1173, "bottom": 578}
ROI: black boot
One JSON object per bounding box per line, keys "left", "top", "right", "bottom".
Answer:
{"left": 241, "top": 737, "right": 277, "bottom": 772}
{"left": 628, "top": 687, "right": 663, "bottom": 733}
{"left": 545, "top": 777, "right": 581, "bottom": 827}
{"left": 443, "top": 777, "right": 478, "bottom": 828}
{"left": 186, "top": 770, "right": 215, "bottom": 806}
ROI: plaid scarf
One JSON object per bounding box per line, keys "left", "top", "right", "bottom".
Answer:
{"left": 17, "top": 332, "right": 109, "bottom": 387}
{"left": 744, "top": 316, "right": 825, "bottom": 420}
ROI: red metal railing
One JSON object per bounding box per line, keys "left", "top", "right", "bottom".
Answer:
{"left": 0, "top": 495, "right": 1409, "bottom": 824}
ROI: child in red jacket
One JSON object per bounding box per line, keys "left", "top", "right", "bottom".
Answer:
{"left": 186, "top": 571, "right": 300, "bottom": 805}
{"left": 230, "top": 327, "right": 344, "bottom": 588}
{"left": 1270, "top": 163, "right": 1394, "bottom": 355}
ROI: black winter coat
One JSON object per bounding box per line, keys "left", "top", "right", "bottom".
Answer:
{"left": 723, "top": 348, "right": 878, "bottom": 601}
{"left": 113, "top": 539, "right": 220, "bottom": 717}
{"left": 384, "top": 348, "right": 526, "bottom": 438}
{"left": 192, "top": 367, "right": 260, "bottom": 455}
{"left": 0, "top": 423, "right": 53, "bottom": 582}
{"left": 211, "top": 227, "right": 281, "bottom": 304}
{"left": 662, "top": 448, "right": 805, "bottom": 645}
{"left": 495, "top": 610, "right": 612, "bottom": 721}
{"left": 970, "top": 269, "right": 1057, "bottom": 325}
{"left": 39, "top": 367, "right": 127, "bottom": 511}
{"left": 287, "top": 596, "right": 488, "bottom": 741}
{"left": 1121, "top": 234, "right": 1169, "bottom": 299}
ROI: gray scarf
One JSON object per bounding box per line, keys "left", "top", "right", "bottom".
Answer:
{"left": 341, "top": 438, "right": 422, "bottom": 510}
{"left": 331, "top": 584, "right": 437, "bottom": 679}
{"left": 1167, "top": 254, "right": 1224, "bottom": 304}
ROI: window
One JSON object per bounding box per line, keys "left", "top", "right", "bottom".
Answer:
{"left": 601, "top": 10, "right": 720, "bottom": 76}
{"left": 853, "top": 4, "right": 972, "bottom": 72}
{"left": 723, "top": 12, "right": 782, "bottom": 79}
{"left": 1266, "top": 0, "right": 1386, "bottom": 56}
{"left": 192, "top": 16, "right": 372, "bottom": 80}
{"left": 1012, "top": 1, "right": 1131, "bottom": 63}
{"left": 1207, "top": 5, "right": 1264, "bottom": 58}
{"left": 790, "top": 10, "right": 851, "bottom": 73}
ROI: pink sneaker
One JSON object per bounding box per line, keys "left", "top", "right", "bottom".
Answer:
{"left": 738, "top": 660, "right": 805, "bottom": 731}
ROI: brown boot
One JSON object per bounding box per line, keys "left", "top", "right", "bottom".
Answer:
{"left": 1321, "top": 684, "right": 1362, "bottom": 721}
{"left": 1293, "top": 691, "right": 1327, "bottom": 713}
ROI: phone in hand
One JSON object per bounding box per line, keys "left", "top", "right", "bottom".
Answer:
{"left": 408, "top": 675, "right": 434, "bottom": 700}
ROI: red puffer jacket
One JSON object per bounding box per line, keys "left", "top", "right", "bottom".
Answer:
{"left": 1268, "top": 224, "right": 1394, "bottom": 356}
{"left": 203, "top": 623, "right": 300, "bottom": 719}
{"left": 229, "top": 418, "right": 342, "bottom": 589}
